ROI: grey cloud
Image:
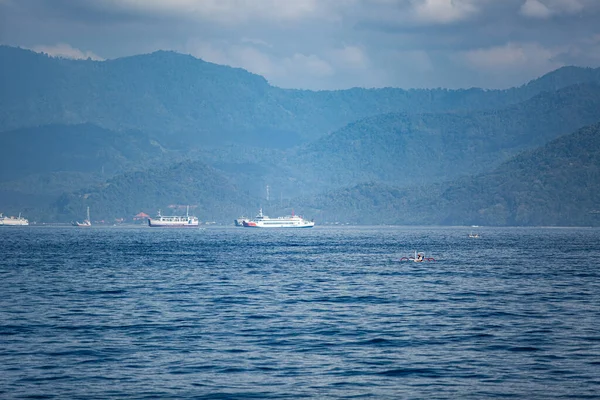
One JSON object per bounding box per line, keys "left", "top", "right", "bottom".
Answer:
{"left": 1, "top": 0, "right": 599, "bottom": 89}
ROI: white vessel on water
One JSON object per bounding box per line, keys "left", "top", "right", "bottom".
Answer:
{"left": 148, "top": 206, "right": 199, "bottom": 227}
{"left": 242, "top": 208, "right": 314, "bottom": 228}
{"left": 72, "top": 206, "right": 91, "bottom": 227}
{"left": 0, "top": 213, "right": 29, "bottom": 226}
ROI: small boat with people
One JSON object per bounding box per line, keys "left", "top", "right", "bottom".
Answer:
{"left": 400, "top": 251, "right": 436, "bottom": 262}
{"left": 0, "top": 212, "right": 29, "bottom": 226}
{"left": 148, "top": 206, "right": 199, "bottom": 227}
{"left": 242, "top": 208, "right": 314, "bottom": 228}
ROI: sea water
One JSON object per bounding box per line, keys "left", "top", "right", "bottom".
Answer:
{"left": 1, "top": 226, "right": 599, "bottom": 399}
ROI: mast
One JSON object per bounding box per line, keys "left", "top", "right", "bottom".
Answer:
{"left": 86, "top": 206, "right": 90, "bottom": 221}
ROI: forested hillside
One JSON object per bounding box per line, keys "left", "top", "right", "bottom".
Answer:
{"left": 52, "top": 160, "right": 259, "bottom": 223}
{"left": 288, "top": 83, "right": 600, "bottom": 190}
{"left": 300, "top": 123, "right": 600, "bottom": 226}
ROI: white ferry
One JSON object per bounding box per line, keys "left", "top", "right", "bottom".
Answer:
{"left": 242, "top": 208, "right": 314, "bottom": 228}
{"left": 148, "top": 206, "right": 199, "bottom": 228}
{"left": 0, "top": 212, "right": 29, "bottom": 226}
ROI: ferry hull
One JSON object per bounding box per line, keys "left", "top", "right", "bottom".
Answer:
{"left": 244, "top": 221, "right": 315, "bottom": 229}
{"left": 0, "top": 219, "right": 29, "bottom": 226}
{"left": 148, "top": 219, "right": 199, "bottom": 228}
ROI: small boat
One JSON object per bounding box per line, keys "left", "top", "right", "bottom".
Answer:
{"left": 72, "top": 206, "right": 91, "bottom": 227}
{"left": 148, "top": 206, "right": 199, "bottom": 227}
{"left": 0, "top": 212, "right": 29, "bottom": 226}
{"left": 400, "top": 251, "right": 435, "bottom": 262}
{"left": 234, "top": 217, "right": 250, "bottom": 227}
{"left": 468, "top": 232, "right": 479, "bottom": 238}
{"left": 242, "top": 208, "right": 314, "bottom": 228}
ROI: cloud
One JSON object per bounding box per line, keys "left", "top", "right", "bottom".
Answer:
{"left": 103, "top": 0, "right": 330, "bottom": 24}
{"left": 241, "top": 37, "right": 273, "bottom": 48}
{"left": 520, "top": 0, "right": 586, "bottom": 19}
{"left": 458, "top": 41, "right": 564, "bottom": 84}
{"left": 30, "top": 43, "right": 104, "bottom": 60}
{"left": 331, "top": 45, "right": 369, "bottom": 70}
{"left": 184, "top": 39, "right": 334, "bottom": 89}
{"left": 520, "top": 0, "right": 553, "bottom": 18}
{"left": 283, "top": 53, "right": 335, "bottom": 78}
{"left": 411, "top": 0, "right": 481, "bottom": 24}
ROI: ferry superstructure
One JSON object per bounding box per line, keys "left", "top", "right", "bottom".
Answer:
{"left": 148, "top": 206, "right": 199, "bottom": 227}
{"left": 242, "top": 208, "right": 314, "bottom": 228}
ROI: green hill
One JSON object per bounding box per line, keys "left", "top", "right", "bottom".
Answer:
{"left": 300, "top": 122, "right": 600, "bottom": 226}
{"left": 50, "top": 160, "right": 260, "bottom": 224}
{"left": 289, "top": 83, "right": 600, "bottom": 191}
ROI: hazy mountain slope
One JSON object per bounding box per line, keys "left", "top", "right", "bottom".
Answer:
{"left": 0, "top": 123, "right": 164, "bottom": 182}
{"left": 300, "top": 122, "right": 600, "bottom": 226}
{"left": 50, "top": 160, "right": 260, "bottom": 223}
{"left": 511, "top": 66, "right": 600, "bottom": 98}
{"left": 438, "top": 123, "right": 600, "bottom": 226}
{"left": 3, "top": 46, "right": 600, "bottom": 146}
{"left": 289, "top": 83, "right": 600, "bottom": 191}
{"left": 0, "top": 123, "right": 168, "bottom": 218}
{"left": 42, "top": 121, "right": 600, "bottom": 225}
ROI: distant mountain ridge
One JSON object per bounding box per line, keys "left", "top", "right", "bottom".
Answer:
{"left": 3, "top": 45, "right": 600, "bottom": 146}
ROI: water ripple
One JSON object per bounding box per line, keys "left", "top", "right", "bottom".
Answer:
{"left": 1, "top": 226, "right": 599, "bottom": 399}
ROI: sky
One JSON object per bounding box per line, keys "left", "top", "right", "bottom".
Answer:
{"left": 1, "top": 0, "right": 600, "bottom": 90}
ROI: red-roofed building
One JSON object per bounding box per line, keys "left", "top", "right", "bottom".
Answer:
{"left": 134, "top": 212, "right": 150, "bottom": 221}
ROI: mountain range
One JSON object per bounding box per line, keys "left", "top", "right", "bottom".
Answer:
{"left": 1, "top": 45, "right": 599, "bottom": 226}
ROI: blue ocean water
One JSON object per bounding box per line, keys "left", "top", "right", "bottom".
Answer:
{"left": 1, "top": 226, "right": 599, "bottom": 399}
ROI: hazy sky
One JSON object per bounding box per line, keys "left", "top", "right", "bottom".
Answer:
{"left": 1, "top": 0, "right": 600, "bottom": 90}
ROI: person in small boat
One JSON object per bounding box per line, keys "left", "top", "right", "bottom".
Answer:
{"left": 416, "top": 253, "right": 424, "bottom": 262}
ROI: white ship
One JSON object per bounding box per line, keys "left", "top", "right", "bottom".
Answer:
{"left": 148, "top": 206, "right": 199, "bottom": 227}
{"left": 72, "top": 206, "right": 91, "bottom": 227}
{"left": 0, "top": 212, "right": 29, "bottom": 226}
{"left": 242, "top": 208, "right": 314, "bottom": 228}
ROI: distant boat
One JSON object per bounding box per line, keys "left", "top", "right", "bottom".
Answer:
{"left": 399, "top": 250, "right": 435, "bottom": 262}
{"left": 0, "top": 212, "right": 29, "bottom": 226}
{"left": 468, "top": 232, "right": 479, "bottom": 238}
{"left": 72, "top": 206, "right": 91, "bottom": 227}
{"left": 148, "top": 206, "right": 199, "bottom": 227}
{"left": 234, "top": 217, "right": 250, "bottom": 227}
{"left": 242, "top": 208, "right": 314, "bottom": 228}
